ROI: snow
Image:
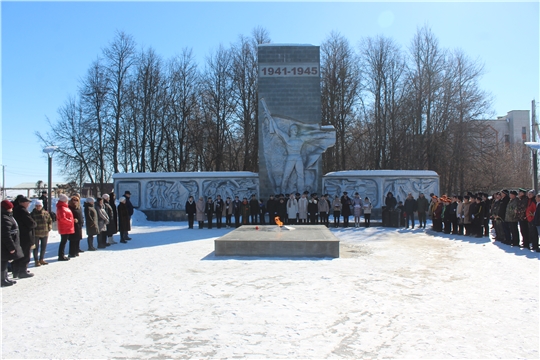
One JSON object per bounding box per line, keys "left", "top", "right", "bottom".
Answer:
{"left": 325, "top": 170, "right": 439, "bottom": 177}
{"left": 113, "top": 171, "right": 258, "bottom": 180}
{"left": 2, "top": 211, "right": 538, "bottom": 359}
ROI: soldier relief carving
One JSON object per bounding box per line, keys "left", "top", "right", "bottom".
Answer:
{"left": 146, "top": 180, "right": 197, "bottom": 209}
{"left": 324, "top": 179, "right": 379, "bottom": 207}
{"left": 383, "top": 178, "right": 438, "bottom": 203}
{"left": 261, "top": 99, "right": 335, "bottom": 195}
{"left": 202, "top": 179, "right": 258, "bottom": 201}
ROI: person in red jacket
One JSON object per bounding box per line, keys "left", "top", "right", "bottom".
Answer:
{"left": 526, "top": 190, "right": 537, "bottom": 251}
{"left": 56, "top": 194, "right": 74, "bottom": 261}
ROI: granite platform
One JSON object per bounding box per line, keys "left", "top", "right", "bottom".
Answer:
{"left": 214, "top": 225, "right": 339, "bottom": 258}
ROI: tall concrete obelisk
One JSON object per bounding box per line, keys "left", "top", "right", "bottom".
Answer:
{"left": 258, "top": 44, "right": 335, "bottom": 200}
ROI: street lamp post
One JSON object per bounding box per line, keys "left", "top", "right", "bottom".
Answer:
{"left": 42, "top": 146, "right": 59, "bottom": 212}
{"left": 525, "top": 142, "right": 539, "bottom": 193}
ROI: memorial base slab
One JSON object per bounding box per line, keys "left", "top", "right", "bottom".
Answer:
{"left": 214, "top": 225, "right": 339, "bottom": 258}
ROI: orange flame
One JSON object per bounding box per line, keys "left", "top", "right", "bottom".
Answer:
{"left": 275, "top": 216, "right": 283, "bottom": 227}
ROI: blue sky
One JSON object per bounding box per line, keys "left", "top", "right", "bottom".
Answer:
{"left": 1, "top": 1, "right": 539, "bottom": 188}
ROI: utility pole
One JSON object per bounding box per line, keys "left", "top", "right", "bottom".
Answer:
{"left": 1, "top": 164, "right": 5, "bottom": 199}
{"left": 532, "top": 100, "right": 538, "bottom": 193}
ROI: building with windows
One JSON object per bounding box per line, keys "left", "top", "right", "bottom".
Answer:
{"left": 483, "top": 110, "right": 530, "bottom": 145}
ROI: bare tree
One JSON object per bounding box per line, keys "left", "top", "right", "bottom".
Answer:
{"left": 321, "top": 31, "right": 361, "bottom": 171}
{"left": 359, "top": 35, "right": 406, "bottom": 169}
{"left": 200, "top": 45, "right": 236, "bottom": 171}
{"left": 80, "top": 59, "right": 111, "bottom": 194}
{"left": 103, "top": 31, "right": 136, "bottom": 174}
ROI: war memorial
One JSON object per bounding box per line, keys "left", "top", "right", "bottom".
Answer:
{"left": 113, "top": 44, "right": 439, "bottom": 223}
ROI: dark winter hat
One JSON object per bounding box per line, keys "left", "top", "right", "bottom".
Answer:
{"left": 518, "top": 188, "right": 527, "bottom": 193}
{"left": 18, "top": 196, "right": 32, "bottom": 203}
{"left": 1, "top": 200, "right": 14, "bottom": 210}
{"left": 303, "top": 191, "right": 309, "bottom": 195}
{"left": 41, "top": 190, "right": 47, "bottom": 194}
{"left": 124, "top": 191, "right": 131, "bottom": 195}
{"left": 311, "top": 193, "right": 317, "bottom": 197}
{"left": 509, "top": 190, "right": 518, "bottom": 196}
{"left": 343, "top": 191, "right": 348, "bottom": 195}
{"left": 501, "top": 189, "right": 509, "bottom": 196}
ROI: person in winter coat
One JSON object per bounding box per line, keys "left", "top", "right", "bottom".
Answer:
{"left": 505, "top": 191, "right": 520, "bottom": 246}
{"left": 258, "top": 199, "right": 266, "bottom": 225}
{"left": 241, "top": 197, "right": 250, "bottom": 225}
{"left": 31, "top": 200, "right": 52, "bottom": 266}
{"left": 455, "top": 196, "right": 464, "bottom": 235}
{"left": 205, "top": 197, "right": 214, "bottom": 229}
{"left": 68, "top": 196, "right": 84, "bottom": 258}
{"left": 95, "top": 197, "right": 110, "bottom": 249}
{"left": 224, "top": 197, "right": 233, "bottom": 228}
{"left": 403, "top": 193, "right": 417, "bottom": 229}
{"left": 84, "top": 198, "right": 99, "bottom": 250}
{"left": 185, "top": 196, "right": 196, "bottom": 229}
{"left": 352, "top": 192, "right": 363, "bottom": 228}
{"left": 362, "top": 197, "right": 372, "bottom": 227}
{"left": 103, "top": 194, "right": 118, "bottom": 245}
{"left": 533, "top": 193, "right": 540, "bottom": 252}
{"left": 1, "top": 200, "right": 24, "bottom": 286}
{"left": 341, "top": 192, "right": 352, "bottom": 227}
{"left": 332, "top": 195, "right": 342, "bottom": 228}
{"left": 56, "top": 194, "right": 74, "bottom": 261}
{"left": 491, "top": 193, "right": 504, "bottom": 242}
{"left": 195, "top": 197, "right": 206, "bottom": 229}
{"left": 232, "top": 196, "right": 242, "bottom": 228}
{"left": 462, "top": 196, "right": 472, "bottom": 236}
{"left": 123, "top": 191, "right": 134, "bottom": 240}
{"left": 249, "top": 195, "right": 259, "bottom": 225}
{"left": 118, "top": 197, "right": 131, "bottom": 242}
{"left": 276, "top": 197, "right": 287, "bottom": 225}
{"left": 416, "top": 193, "right": 429, "bottom": 229}
{"left": 318, "top": 194, "right": 330, "bottom": 227}
{"left": 109, "top": 192, "right": 119, "bottom": 236}
{"left": 287, "top": 194, "right": 298, "bottom": 225}
{"left": 266, "top": 195, "right": 277, "bottom": 225}
{"left": 297, "top": 193, "right": 308, "bottom": 224}
{"left": 214, "top": 195, "right": 224, "bottom": 229}
{"left": 525, "top": 190, "right": 537, "bottom": 250}
{"left": 432, "top": 197, "right": 443, "bottom": 232}
{"left": 516, "top": 188, "right": 529, "bottom": 248}
{"left": 308, "top": 194, "right": 319, "bottom": 225}
{"left": 11, "top": 196, "right": 37, "bottom": 279}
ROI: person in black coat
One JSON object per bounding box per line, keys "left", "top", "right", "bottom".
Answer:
{"left": 214, "top": 195, "right": 224, "bottom": 229}
{"left": 266, "top": 195, "right": 277, "bottom": 225}
{"left": 232, "top": 196, "right": 241, "bottom": 228}
{"left": 118, "top": 197, "right": 131, "bottom": 243}
{"left": 185, "top": 196, "right": 196, "bottom": 229}
{"left": 103, "top": 194, "right": 117, "bottom": 245}
{"left": 123, "top": 191, "right": 134, "bottom": 240}
{"left": 340, "top": 192, "right": 352, "bottom": 227}
{"left": 403, "top": 193, "right": 417, "bottom": 229}
{"left": 1, "top": 200, "right": 24, "bottom": 286}
{"left": 68, "top": 197, "right": 84, "bottom": 257}
{"left": 39, "top": 190, "right": 48, "bottom": 212}
{"left": 205, "top": 197, "right": 214, "bottom": 229}
{"left": 249, "top": 194, "right": 259, "bottom": 224}
{"left": 12, "top": 197, "right": 37, "bottom": 279}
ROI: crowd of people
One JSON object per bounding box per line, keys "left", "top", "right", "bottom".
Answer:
{"left": 184, "top": 187, "right": 540, "bottom": 252}
{"left": 184, "top": 191, "right": 374, "bottom": 229}
{"left": 1, "top": 190, "right": 135, "bottom": 287}
{"left": 424, "top": 188, "right": 539, "bottom": 252}
{"left": 4, "top": 185, "right": 536, "bottom": 287}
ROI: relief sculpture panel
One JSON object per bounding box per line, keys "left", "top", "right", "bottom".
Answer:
{"left": 260, "top": 98, "right": 335, "bottom": 195}
{"left": 146, "top": 180, "right": 198, "bottom": 210}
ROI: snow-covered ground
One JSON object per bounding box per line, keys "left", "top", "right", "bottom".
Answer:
{"left": 2, "top": 211, "right": 538, "bottom": 359}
